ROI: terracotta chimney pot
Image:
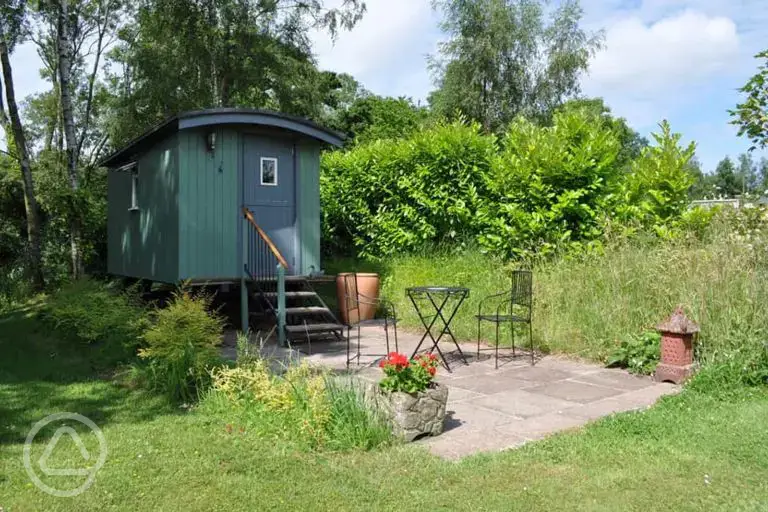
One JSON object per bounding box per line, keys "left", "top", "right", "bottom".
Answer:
{"left": 654, "top": 306, "right": 699, "bottom": 384}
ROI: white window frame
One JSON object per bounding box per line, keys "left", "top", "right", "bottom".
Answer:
{"left": 260, "top": 157, "right": 278, "bottom": 186}
{"left": 130, "top": 166, "right": 139, "bottom": 210}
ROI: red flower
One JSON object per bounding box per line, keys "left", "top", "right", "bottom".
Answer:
{"left": 380, "top": 352, "right": 409, "bottom": 371}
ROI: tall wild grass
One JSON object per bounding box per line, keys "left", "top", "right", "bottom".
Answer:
{"left": 379, "top": 216, "right": 768, "bottom": 365}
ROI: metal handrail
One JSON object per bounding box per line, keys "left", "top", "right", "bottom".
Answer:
{"left": 242, "top": 207, "right": 289, "bottom": 270}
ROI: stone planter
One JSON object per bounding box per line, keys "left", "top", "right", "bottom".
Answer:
{"left": 378, "top": 383, "right": 448, "bottom": 442}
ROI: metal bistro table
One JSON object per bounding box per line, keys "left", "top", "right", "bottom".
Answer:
{"left": 406, "top": 286, "right": 470, "bottom": 372}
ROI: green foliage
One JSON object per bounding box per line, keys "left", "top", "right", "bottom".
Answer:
{"left": 42, "top": 278, "right": 148, "bottom": 365}
{"left": 379, "top": 353, "right": 439, "bottom": 394}
{"left": 380, "top": 208, "right": 768, "bottom": 364}
{"left": 323, "top": 379, "right": 393, "bottom": 451}
{"left": 688, "top": 345, "right": 768, "bottom": 393}
{"left": 557, "top": 98, "right": 648, "bottom": 170}
{"left": 323, "top": 111, "right": 703, "bottom": 261}
{"left": 677, "top": 205, "right": 719, "bottom": 239}
{"left": 207, "top": 360, "right": 391, "bottom": 451}
{"left": 430, "top": 0, "right": 603, "bottom": 130}
{"left": 614, "top": 121, "right": 697, "bottom": 238}
{"left": 479, "top": 108, "right": 622, "bottom": 258}
{"left": 329, "top": 95, "right": 428, "bottom": 144}
{"left": 730, "top": 49, "right": 768, "bottom": 151}
{"left": 606, "top": 331, "right": 660, "bottom": 375}
{"left": 688, "top": 153, "right": 767, "bottom": 200}
{"left": 138, "top": 290, "right": 224, "bottom": 402}
{"left": 713, "top": 156, "right": 740, "bottom": 197}
{"left": 106, "top": 0, "right": 365, "bottom": 145}
{"left": 321, "top": 120, "right": 495, "bottom": 258}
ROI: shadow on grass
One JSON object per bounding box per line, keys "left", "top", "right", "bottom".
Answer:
{"left": 0, "top": 303, "right": 177, "bottom": 445}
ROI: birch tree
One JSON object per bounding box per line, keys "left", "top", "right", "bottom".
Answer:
{"left": 429, "top": 0, "right": 603, "bottom": 132}
{"left": 31, "top": 0, "right": 125, "bottom": 277}
{"left": 0, "top": 1, "right": 45, "bottom": 289}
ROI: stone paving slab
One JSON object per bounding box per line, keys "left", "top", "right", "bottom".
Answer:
{"left": 471, "top": 389, "right": 578, "bottom": 418}
{"left": 447, "top": 373, "right": 535, "bottom": 394}
{"left": 495, "top": 412, "right": 588, "bottom": 441}
{"left": 227, "top": 325, "right": 680, "bottom": 459}
{"left": 423, "top": 428, "right": 530, "bottom": 460}
{"left": 523, "top": 380, "right": 625, "bottom": 404}
{"left": 569, "top": 369, "right": 658, "bottom": 391}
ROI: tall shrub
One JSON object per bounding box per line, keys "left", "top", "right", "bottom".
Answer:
{"left": 613, "top": 121, "right": 697, "bottom": 238}
{"left": 478, "top": 108, "right": 622, "bottom": 258}
{"left": 139, "top": 290, "right": 224, "bottom": 402}
{"left": 321, "top": 120, "right": 496, "bottom": 258}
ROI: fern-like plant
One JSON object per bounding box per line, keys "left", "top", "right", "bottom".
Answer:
{"left": 139, "top": 290, "right": 224, "bottom": 401}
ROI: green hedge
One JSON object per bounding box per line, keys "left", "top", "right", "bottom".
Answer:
{"left": 321, "top": 110, "right": 699, "bottom": 260}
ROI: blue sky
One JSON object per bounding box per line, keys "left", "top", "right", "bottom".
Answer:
{"left": 309, "top": 0, "right": 768, "bottom": 171}
{"left": 10, "top": 0, "right": 767, "bottom": 171}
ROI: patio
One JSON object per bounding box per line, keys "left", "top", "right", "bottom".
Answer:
{"left": 224, "top": 324, "right": 680, "bottom": 460}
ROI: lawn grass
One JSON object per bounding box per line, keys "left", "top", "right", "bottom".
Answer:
{"left": 3, "top": 302, "right": 768, "bottom": 511}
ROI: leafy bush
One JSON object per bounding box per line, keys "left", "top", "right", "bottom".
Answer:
{"left": 207, "top": 359, "right": 391, "bottom": 451}
{"left": 329, "top": 95, "right": 428, "bottom": 145}
{"left": 138, "top": 290, "right": 224, "bottom": 402}
{"left": 321, "top": 120, "right": 495, "bottom": 258}
{"left": 0, "top": 262, "right": 32, "bottom": 311}
{"left": 323, "top": 110, "right": 702, "bottom": 261}
{"left": 479, "top": 108, "right": 622, "bottom": 259}
{"left": 613, "top": 121, "right": 697, "bottom": 238}
{"left": 42, "top": 278, "right": 147, "bottom": 364}
{"left": 379, "top": 352, "right": 439, "bottom": 393}
{"left": 606, "top": 331, "right": 661, "bottom": 375}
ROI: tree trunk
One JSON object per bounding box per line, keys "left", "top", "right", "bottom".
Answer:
{"left": 0, "top": 35, "right": 45, "bottom": 290}
{"left": 57, "top": 0, "right": 83, "bottom": 278}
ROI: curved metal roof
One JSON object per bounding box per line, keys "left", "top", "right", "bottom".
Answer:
{"left": 99, "top": 108, "right": 344, "bottom": 168}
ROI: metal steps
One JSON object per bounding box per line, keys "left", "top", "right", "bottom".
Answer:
{"left": 285, "top": 306, "right": 330, "bottom": 315}
{"left": 247, "top": 276, "right": 345, "bottom": 343}
{"left": 285, "top": 323, "right": 345, "bottom": 334}
{"left": 260, "top": 291, "right": 317, "bottom": 299}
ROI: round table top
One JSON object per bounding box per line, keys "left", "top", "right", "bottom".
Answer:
{"left": 406, "top": 286, "right": 469, "bottom": 295}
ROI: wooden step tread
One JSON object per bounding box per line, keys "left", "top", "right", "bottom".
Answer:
{"left": 259, "top": 291, "right": 316, "bottom": 298}
{"left": 250, "top": 276, "right": 309, "bottom": 282}
{"left": 284, "top": 306, "right": 331, "bottom": 315}
{"left": 285, "top": 323, "right": 345, "bottom": 333}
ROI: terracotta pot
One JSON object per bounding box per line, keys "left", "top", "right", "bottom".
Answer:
{"left": 336, "top": 272, "right": 380, "bottom": 324}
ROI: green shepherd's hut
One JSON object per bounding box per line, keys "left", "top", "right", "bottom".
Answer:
{"left": 101, "top": 108, "right": 345, "bottom": 342}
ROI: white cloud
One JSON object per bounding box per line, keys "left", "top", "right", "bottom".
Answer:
{"left": 310, "top": 0, "right": 436, "bottom": 98}
{"left": 585, "top": 10, "right": 739, "bottom": 98}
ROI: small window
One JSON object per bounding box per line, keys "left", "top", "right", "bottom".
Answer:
{"left": 130, "top": 168, "right": 139, "bottom": 210}
{"left": 260, "top": 157, "right": 278, "bottom": 186}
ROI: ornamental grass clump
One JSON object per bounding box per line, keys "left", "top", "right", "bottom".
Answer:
{"left": 379, "top": 352, "right": 439, "bottom": 394}
{"left": 206, "top": 357, "right": 391, "bottom": 451}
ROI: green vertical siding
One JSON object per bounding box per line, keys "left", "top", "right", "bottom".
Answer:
{"left": 107, "top": 134, "right": 179, "bottom": 282}
{"left": 178, "top": 128, "right": 240, "bottom": 280}
{"left": 296, "top": 142, "right": 321, "bottom": 275}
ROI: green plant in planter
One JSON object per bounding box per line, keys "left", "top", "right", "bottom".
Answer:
{"left": 379, "top": 353, "right": 438, "bottom": 394}
{"left": 606, "top": 331, "right": 661, "bottom": 375}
